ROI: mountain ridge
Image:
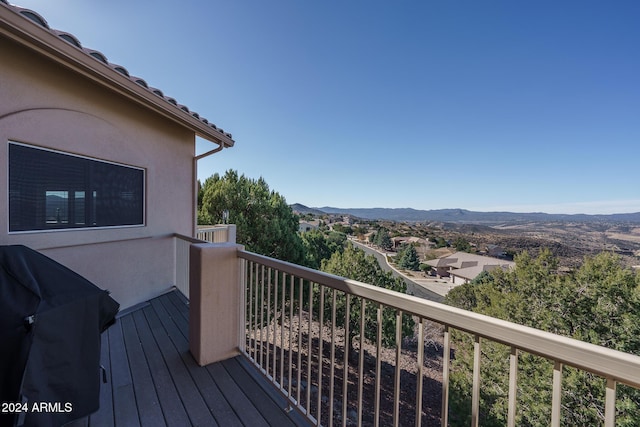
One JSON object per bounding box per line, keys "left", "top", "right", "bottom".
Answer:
{"left": 290, "top": 203, "right": 640, "bottom": 224}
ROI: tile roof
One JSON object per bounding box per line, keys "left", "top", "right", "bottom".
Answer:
{"left": 0, "top": 1, "right": 234, "bottom": 146}
{"left": 450, "top": 264, "right": 507, "bottom": 280}
{"left": 426, "top": 251, "right": 515, "bottom": 270}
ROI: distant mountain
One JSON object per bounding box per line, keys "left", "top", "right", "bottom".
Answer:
{"left": 290, "top": 203, "right": 329, "bottom": 216}
{"left": 291, "top": 204, "right": 640, "bottom": 224}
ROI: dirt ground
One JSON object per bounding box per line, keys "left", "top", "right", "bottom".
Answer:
{"left": 414, "top": 220, "right": 640, "bottom": 269}
{"left": 247, "top": 312, "right": 446, "bottom": 426}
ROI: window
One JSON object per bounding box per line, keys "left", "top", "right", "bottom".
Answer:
{"left": 9, "top": 142, "right": 144, "bottom": 232}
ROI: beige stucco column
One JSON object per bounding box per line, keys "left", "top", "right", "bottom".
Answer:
{"left": 189, "top": 242, "right": 243, "bottom": 366}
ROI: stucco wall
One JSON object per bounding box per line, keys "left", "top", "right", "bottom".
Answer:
{"left": 1, "top": 38, "right": 196, "bottom": 308}
{"left": 451, "top": 275, "right": 468, "bottom": 286}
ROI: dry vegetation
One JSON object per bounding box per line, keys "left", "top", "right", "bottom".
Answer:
{"left": 248, "top": 312, "right": 446, "bottom": 426}
{"left": 381, "top": 219, "right": 640, "bottom": 269}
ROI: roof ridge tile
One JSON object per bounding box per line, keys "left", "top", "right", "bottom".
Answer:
{"left": 2, "top": 1, "right": 233, "bottom": 141}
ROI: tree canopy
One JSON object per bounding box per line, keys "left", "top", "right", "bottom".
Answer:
{"left": 397, "top": 243, "right": 421, "bottom": 271}
{"left": 445, "top": 250, "right": 640, "bottom": 426}
{"left": 321, "top": 243, "right": 414, "bottom": 348}
{"left": 198, "top": 170, "right": 304, "bottom": 264}
{"left": 300, "top": 229, "right": 346, "bottom": 270}
{"left": 453, "top": 237, "right": 471, "bottom": 252}
{"left": 373, "top": 228, "right": 393, "bottom": 251}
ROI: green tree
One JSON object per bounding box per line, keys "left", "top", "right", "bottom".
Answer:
{"left": 375, "top": 228, "right": 393, "bottom": 251}
{"left": 332, "top": 223, "right": 353, "bottom": 235}
{"left": 301, "top": 229, "right": 346, "bottom": 270}
{"left": 321, "top": 244, "right": 414, "bottom": 352}
{"left": 445, "top": 250, "right": 640, "bottom": 426}
{"left": 198, "top": 170, "right": 304, "bottom": 264}
{"left": 397, "top": 244, "right": 420, "bottom": 271}
{"left": 419, "top": 263, "right": 432, "bottom": 274}
{"left": 430, "top": 236, "right": 449, "bottom": 248}
{"left": 454, "top": 237, "right": 471, "bottom": 252}
{"left": 353, "top": 226, "right": 368, "bottom": 239}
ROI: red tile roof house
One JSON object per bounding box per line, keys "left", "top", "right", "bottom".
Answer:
{"left": 0, "top": 2, "right": 234, "bottom": 310}
{"left": 0, "top": 3, "right": 306, "bottom": 426}
{"left": 2, "top": 3, "right": 640, "bottom": 427}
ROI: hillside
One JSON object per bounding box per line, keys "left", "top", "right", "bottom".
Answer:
{"left": 291, "top": 204, "right": 640, "bottom": 268}
{"left": 294, "top": 204, "right": 640, "bottom": 224}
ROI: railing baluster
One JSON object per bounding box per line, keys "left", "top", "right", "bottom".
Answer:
{"left": 252, "top": 262, "right": 258, "bottom": 362}
{"left": 288, "top": 274, "right": 294, "bottom": 399}
{"left": 266, "top": 268, "right": 272, "bottom": 377}
{"left": 273, "top": 270, "right": 279, "bottom": 380}
{"left": 375, "top": 304, "right": 382, "bottom": 427}
{"left": 329, "top": 289, "right": 337, "bottom": 427}
{"left": 551, "top": 361, "right": 563, "bottom": 427}
{"left": 357, "top": 298, "right": 365, "bottom": 426}
{"left": 317, "top": 285, "right": 325, "bottom": 425}
{"left": 247, "top": 261, "right": 253, "bottom": 359}
{"left": 605, "top": 378, "right": 616, "bottom": 427}
{"left": 357, "top": 298, "right": 367, "bottom": 425}
{"left": 239, "top": 258, "right": 246, "bottom": 354}
{"left": 394, "top": 310, "right": 402, "bottom": 427}
{"left": 342, "top": 294, "right": 351, "bottom": 427}
{"left": 280, "top": 271, "right": 286, "bottom": 387}
{"left": 259, "top": 265, "right": 265, "bottom": 370}
{"left": 507, "top": 347, "right": 518, "bottom": 427}
{"left": 441, "top": 326, "right": 450, "bottom": 427}
{"left": 297, "top": 277, "right": 303, "bottom": 406}
{"left": 307, "top": 280, "right": 313, "bottom": 414}
{"left": 472, "top": 335, "right": 481, "bottom": 427}
{"left": 415, "top": 318, "right": 424, "bottom": 427}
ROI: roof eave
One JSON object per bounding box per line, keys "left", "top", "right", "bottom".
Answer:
{"left": 0, "top": 4, "right": 234, "bottom": 148}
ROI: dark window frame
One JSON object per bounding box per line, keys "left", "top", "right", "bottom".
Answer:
{"left": 8, "top": 141, "right": 145, "bottom": 233}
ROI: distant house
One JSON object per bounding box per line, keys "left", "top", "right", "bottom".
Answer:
{"left": 392, "top": 236, "right": 429, "bottom": 250}
{"left": 0, "top": 3, "right": 234, "bottom": 309}
{"left": 486, "top": 244, "right": 507, "bottom": 258}
{"left": 299, "top": 219, "right": 320, "bottom": 233}
{"left": 425, "top": 252, "right": 515, "bottom": 285}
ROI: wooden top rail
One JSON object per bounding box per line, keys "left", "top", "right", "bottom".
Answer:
{"left": 238, "top": 249, "right": 640, "bottom": 389}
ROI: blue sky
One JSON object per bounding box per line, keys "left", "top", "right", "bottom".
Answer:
{"left": 16, "top": 0, "right": 640, "bottom": 214}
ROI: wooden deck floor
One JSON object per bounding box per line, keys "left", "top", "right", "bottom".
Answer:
{"left": 68, "top": 289, "right": 308, "bottom": 427}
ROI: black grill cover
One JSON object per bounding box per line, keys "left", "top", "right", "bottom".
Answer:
{"left": 0, "top": 245, "right": 119, "bottom": 427}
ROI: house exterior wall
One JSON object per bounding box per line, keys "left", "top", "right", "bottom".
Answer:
{"left": 436, "top": 266, "right": 450, "bottom": 278}
{"left": 451, "top": 274, "right": 469, "bottom": 286}
{"left": 1, "top": 38, "right": 195, "bottom": 308}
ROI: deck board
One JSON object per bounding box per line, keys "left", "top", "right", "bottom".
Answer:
{"left": 205, "top": 362, "right": 270, "bottom": 426}
{"left": 69, "top": 289, "right": 308, "bottom": 426}
{"left": 89, "top": 333, "right": 114, "bottom": 427}
{"left": 120, "top": 315, "right": 166, "bottom": 427}
{"left": 149, "top": 297, "right": 242, "bottom": 427}
{"left": 222, "top": 357, "right": 299, "bottom": 427}
{"left": 132, "top": 308, "right": 191, "bottom": 427}
{"left": 108, "top": 320, "right": 140, "bottom": 427}
{"left": 144, "top": 302, "right": 214, "bottom": 426}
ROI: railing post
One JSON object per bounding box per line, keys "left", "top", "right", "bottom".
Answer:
{"left": 226, "top": 224, "right": 236, "bottom": 244}
{"left": 189, "top": 242, "right": 244, "bottom": 366}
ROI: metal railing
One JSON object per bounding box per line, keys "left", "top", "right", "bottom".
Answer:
{"left": 196, "top": 225, "right": 234, "bottom": 243}
{"left": 238, "top": 249, "right": 640, "bottom": 427}
{"left": 174, "top": 233, "right": 206, "bottom": 298}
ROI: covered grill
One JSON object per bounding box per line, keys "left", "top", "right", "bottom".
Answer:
{"left": 0, "top": 245, "right": 119, "bottom": 427}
